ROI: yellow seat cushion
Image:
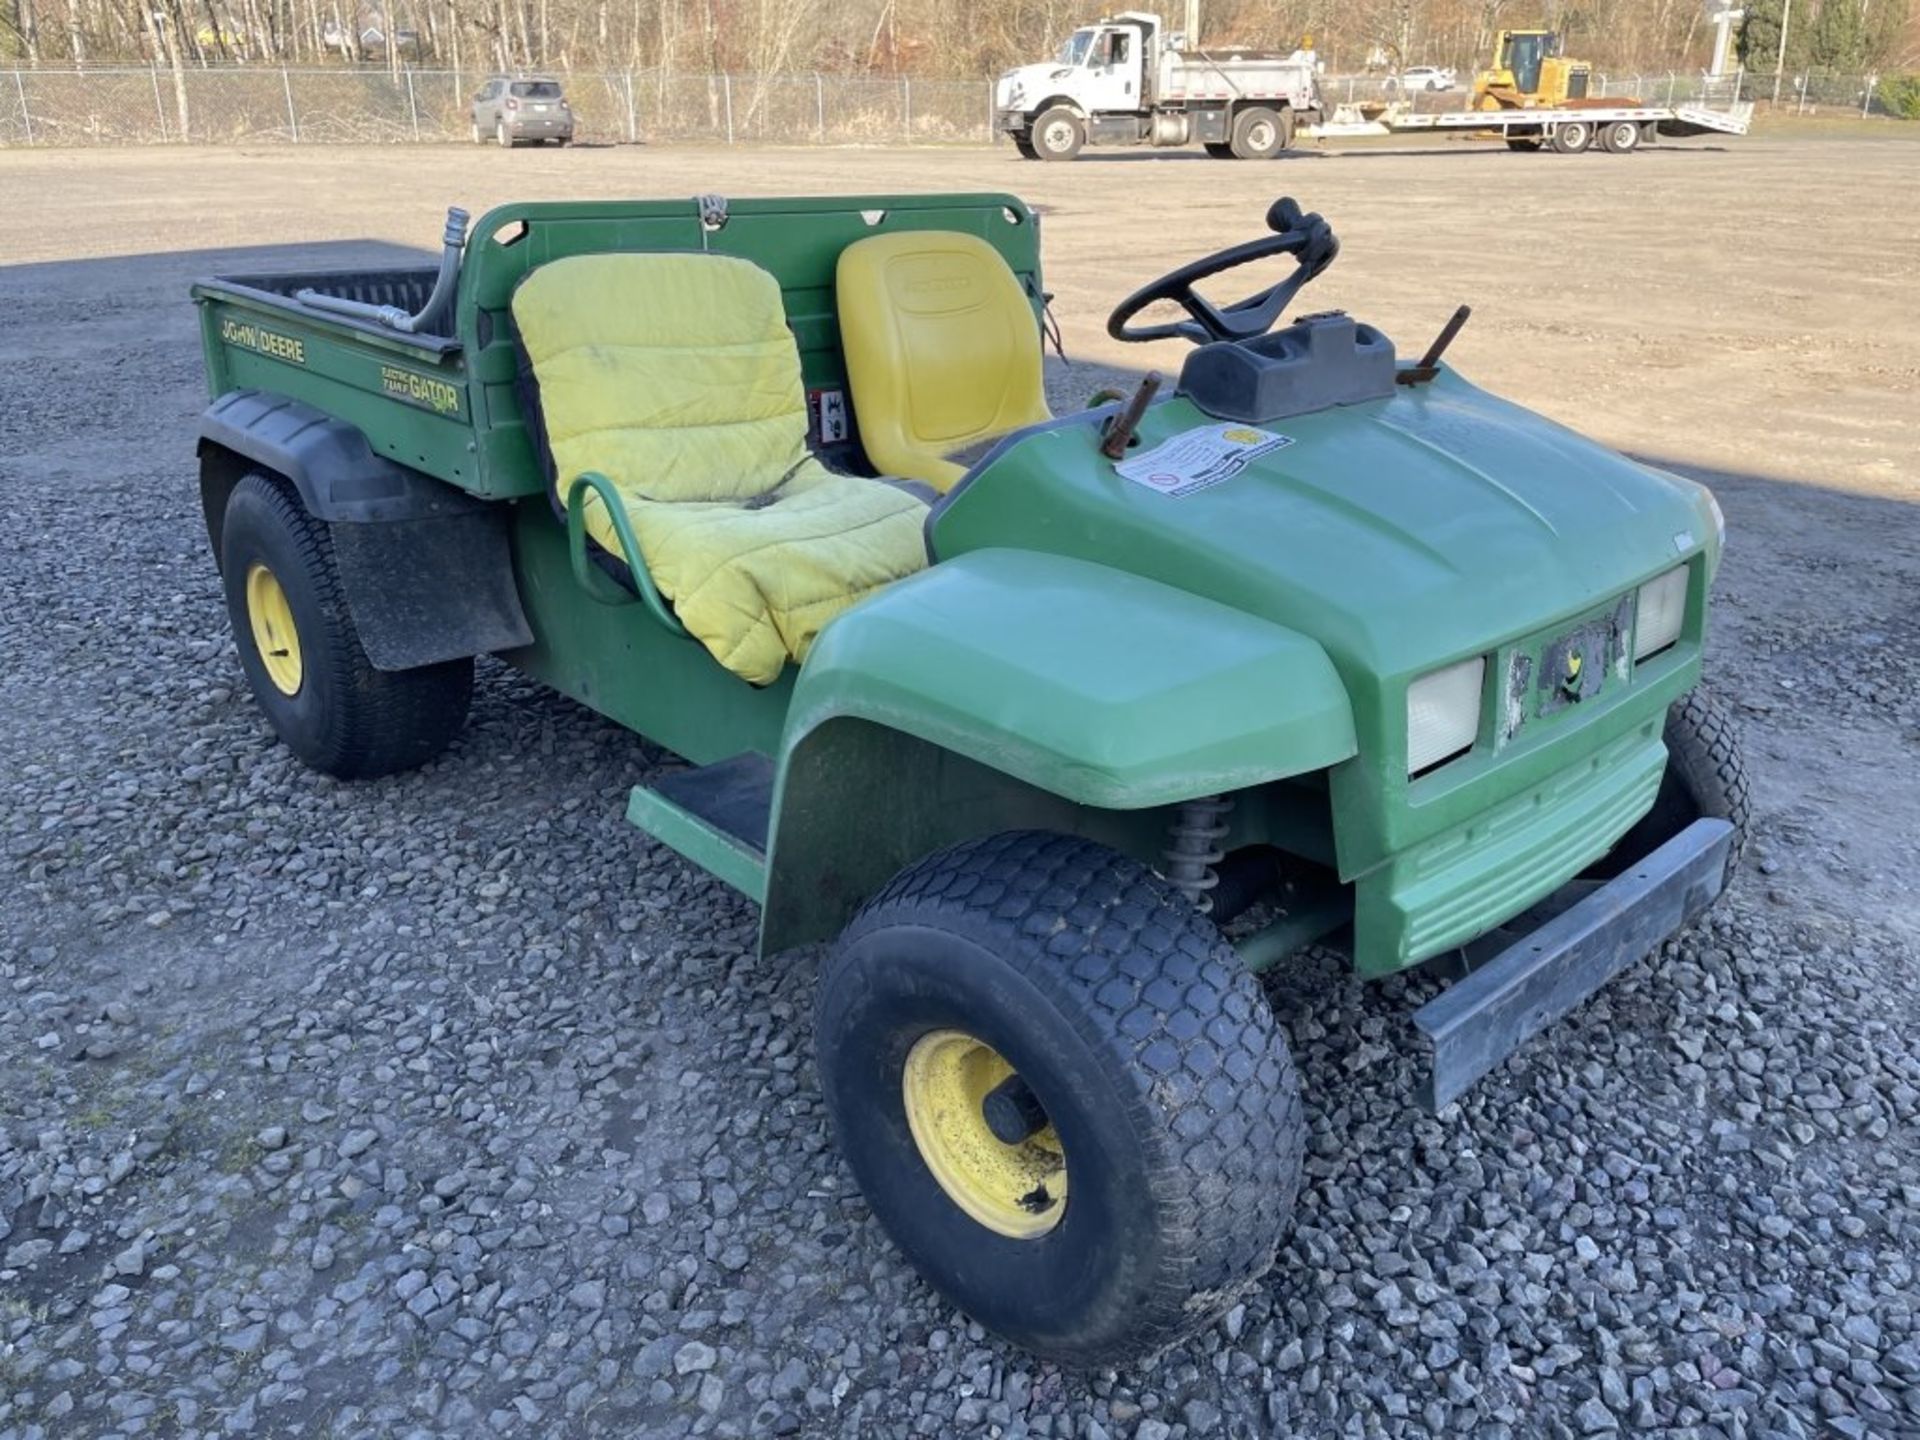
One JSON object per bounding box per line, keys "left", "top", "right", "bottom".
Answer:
{"left": 836, "top": 231, "right": 1053, "bottom": 493}
{"left": 512, "top": 251, "right": 928, "bottom": 685}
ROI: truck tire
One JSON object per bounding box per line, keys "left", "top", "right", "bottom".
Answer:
{"left": 1011, "top": 133, "right": 1038, "bottom": 159}
{"left": 1598, "top": 119, "right": 1641, "bottom": 153}
{"left": 1505, "top": 134, "right": 1543, "bottom": 151}
{"left": 1549, "top": 120, "right": 1593, "bottom": 154}
{"left": 1230, "top": 106, "right": 1290, "bottom": 159}
{"left": 1031, "top": 107, "right": 1084, "bottom": 161}
{"left": 1595, "top": 687, "right": 1750, "bottom": 884}
{"left": 1203, "top": 141, "right": 1236, "bottom": 159}
{"left": 219, "top": 472, "right": 473, "bottom": 780}
{"left": 816, "top": 831, "right": 1305, "bottom": 1368}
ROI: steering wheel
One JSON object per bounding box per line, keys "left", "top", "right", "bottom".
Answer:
{"left": 1107, "top": 197, "right": 1340, "bottom": 346}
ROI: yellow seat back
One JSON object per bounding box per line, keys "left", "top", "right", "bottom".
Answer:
{"left": 509, "top": 250, "right": 930, "bottom": 688}
{"left": 836, "top": 231, "right": 1052, "bottom": 492}
{"left": 512, "top": 251, "right": 811, "bottom": 505}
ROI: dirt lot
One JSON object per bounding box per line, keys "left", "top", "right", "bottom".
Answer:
{"left": 1, "top": 134, "right": 1916, "bottom": 1439}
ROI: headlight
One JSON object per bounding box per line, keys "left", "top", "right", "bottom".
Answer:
{"left": 1634, "top": 566, "right": 1688, "bottom": 661}
{"left": 1407, "top": 657, "right": 1485, "bottom": 775}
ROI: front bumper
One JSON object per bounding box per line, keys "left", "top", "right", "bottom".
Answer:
{"left": 1359, "top": 721, "right": 1669, "bottom": 975}
{"left": 1412, "top": 816, "right": 1734, "bottom": 1111}
{"left": 996, "top": 108, "right": 1028, "bottom": 135}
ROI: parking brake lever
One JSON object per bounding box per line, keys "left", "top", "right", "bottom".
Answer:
{"left": 1099, "top": 372, "right": 1163, "bottom": 460}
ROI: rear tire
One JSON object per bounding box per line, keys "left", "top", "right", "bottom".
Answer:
{"left": 496, "top": 119, "right": 512, "bottom": 149}
{"left": 1031, "top": 106, "right": 1084, "bottom": 161}
{"left": 1505, "top": 134, "right": 1543, "bottom": 151}
{"left": 470, "top": 119, "right": 483, "bottom": 144}
{"left": 816, "top": 831, "right": 1305, "bottom": 1368}
{"left": 1598, "top": 119, "right": 1641, "bottom": 153}
{"left": 219, "top": 473, "right": 473, "bottom": 780}
{"left": 1550, "top": 120, "right": 1593, "bottom": 154}
{"left": 1230, "top": 105, "right": 1290, "bottom": 159}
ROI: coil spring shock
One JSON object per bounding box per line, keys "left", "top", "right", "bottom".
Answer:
{"left": 1163, "top": 795, "right": 1232, "bottom": 912}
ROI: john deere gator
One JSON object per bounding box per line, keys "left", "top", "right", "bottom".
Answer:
{"left": 190, "top": 192, "right": 1746, "bottom": 1365}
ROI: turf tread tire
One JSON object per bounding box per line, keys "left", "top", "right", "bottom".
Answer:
{"left": 1598, "top": 685, "right": 1750, "bottom": 885}
{"left": 221, "top": 472, "right": 472, "bottom": 780}
{"left": 820, "top": 830, "right": 1305, "bottom": 1366}
{"left": 1662, "top": 685, "right": 1750, "bottom": 869}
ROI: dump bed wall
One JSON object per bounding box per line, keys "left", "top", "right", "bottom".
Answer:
{"left": 1157, "top": 53, "right": 1318, "bottom": 105}
{"left": 193, "top": 271, "right": 478, "bottom": 488}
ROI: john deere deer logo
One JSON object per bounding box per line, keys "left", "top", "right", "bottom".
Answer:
{"left": 1561, "top": 650, "right": 1584, "bottom": 694}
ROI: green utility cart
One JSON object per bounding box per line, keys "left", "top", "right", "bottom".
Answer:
{"left": 190, "top": 193, "right": 1747, "bottom": 1365}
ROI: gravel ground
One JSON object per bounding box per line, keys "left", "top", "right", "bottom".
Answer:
{"left": 2, "top": 138, "right": 1918, "bottom": 1439}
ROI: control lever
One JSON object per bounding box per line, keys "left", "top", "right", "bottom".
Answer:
{"left": 1099, "top": 371, "right": 1164, "bottom": 459}
{"left": 1396, "top": 304, "right": 1472, "bottom": 386}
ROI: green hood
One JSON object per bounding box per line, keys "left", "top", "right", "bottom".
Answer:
{"left": 931, "top": 366, "right": 1716, "bottom": 683}
{"left": 930, "top": 364, "right": 1716, "bottom": 871}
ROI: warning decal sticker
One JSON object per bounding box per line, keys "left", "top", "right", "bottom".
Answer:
{"left": 809, "top": 388, "right": 849, "bottom": 444}
{"left": 1114, "top": 424, "right": 1293, "bottom": 498}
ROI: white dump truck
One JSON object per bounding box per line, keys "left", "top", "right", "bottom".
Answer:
{"left": 994, "top": 10, "right": 1322, "bottom": 160}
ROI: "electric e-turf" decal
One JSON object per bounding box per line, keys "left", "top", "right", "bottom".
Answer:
{"left": 379, "top": 364, "right": 463, "bottom": 416}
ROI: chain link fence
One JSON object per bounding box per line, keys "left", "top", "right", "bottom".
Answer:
{"left": 0, "top": 63, "right": 1910, "bottom": 146}
{"left": 0, "top": 66, "right": 1001, "bottom": 146}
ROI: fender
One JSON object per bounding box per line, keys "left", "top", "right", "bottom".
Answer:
{"left": 197, "top": 388, "right": 485, "bottom": 538}
{"left": 1027, "top": 95, "right": 1086, "bottom": 121}
{"left": 198, "top": 389, "right": 532, "bottom": 670}
{"left": 760, "top": 547, "right": 1357, "bottom": 951}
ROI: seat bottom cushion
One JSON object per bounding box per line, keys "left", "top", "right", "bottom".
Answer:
{"left": 589, "top": 459, "right": 928, "bottom": 686}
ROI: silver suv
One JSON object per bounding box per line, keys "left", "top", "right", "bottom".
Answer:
{"left": 470, "top": 77, "right": 574, "bottom": 147}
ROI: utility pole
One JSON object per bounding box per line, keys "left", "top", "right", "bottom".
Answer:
{"left": 1770, "top": 0, "right": 1790, "bottom": 104}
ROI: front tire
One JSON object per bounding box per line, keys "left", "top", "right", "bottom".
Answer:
{"left": 219, "top": 473, "right": 473, "bottom": 780}
{"left": 1596, "top": 687, "right": 1750, "bottom": 884}
{"left": 816, "top": 831, "right": 1305, "bottom": 1367}
{"left": 1011, "top": 133, "right": 1038, "bottom": 159}
{"left": 1031, "top": 106, "right": 1084, "bottom": 161}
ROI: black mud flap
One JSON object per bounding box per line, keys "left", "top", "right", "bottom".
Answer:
{"left": 329, "top": 511, "right": 533, "bottom": 671}
{"left": 1413, "top": 817, "right": 1735, "bottom": 1112}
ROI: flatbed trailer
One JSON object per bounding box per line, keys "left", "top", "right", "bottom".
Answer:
{"left": 1303, "top": 95, "right": 1753, "bottom": 153}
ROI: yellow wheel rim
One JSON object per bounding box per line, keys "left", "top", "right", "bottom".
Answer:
{"left": 901, "top": 1030, "right": 1068, "bottom": 1240}
{"left": 244, "top": 562, "right": 304, "bottom": 696}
